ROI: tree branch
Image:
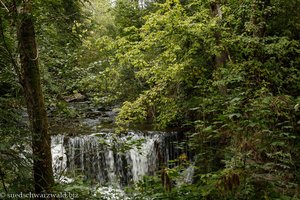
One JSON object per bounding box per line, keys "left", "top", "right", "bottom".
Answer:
{"left": 0, "top": 0, "right": 9, "bottom": 12}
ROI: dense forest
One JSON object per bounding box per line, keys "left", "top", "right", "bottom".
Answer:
{"left": 0, "top": 0, "right": 299, "bottom": 199}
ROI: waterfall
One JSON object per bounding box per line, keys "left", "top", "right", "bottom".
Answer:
{"left": 51, "top": 135, "right": 67, "bottom": 175}
{"left": 51, "top": 132, "right": 193, "bottom": 186}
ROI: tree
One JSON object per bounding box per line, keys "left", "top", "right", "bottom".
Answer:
{"left": 2, "top": 0, "right": 54, "bottom": 193}
{"left": 111, "top": 0, "right": 300, "bottom": 198}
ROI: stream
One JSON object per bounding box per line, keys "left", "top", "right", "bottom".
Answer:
{"left": 49, "top": 101, "right": 193, "bottom": 198}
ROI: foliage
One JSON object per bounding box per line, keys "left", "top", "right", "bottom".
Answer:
{"left": 0, "top": 97, "right": 33, "bottom": 193}
{"left": 31, "top": 0, "right": 92, "bottom": 103}
{"left": 54, "top": 177, "right": 130, "bottom": 200}
{"left": 126, "top": 172, "right": 200, "bottom": 200}
{"left": 106, "top": 0, "right": 300, "bottom": 198}
{"left": 0, "top": 8, "right": 33, "bottom": 193}
{"left": 1, "top": 0, "right": 300, "bottom": 198}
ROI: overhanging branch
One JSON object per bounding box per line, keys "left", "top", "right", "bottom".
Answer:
{"left": 0, "top": 0, "right": 9, "bottom": 12}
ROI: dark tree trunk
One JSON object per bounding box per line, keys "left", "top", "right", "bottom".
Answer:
{"left": 17, "top": 2, "right": 54, "bottom": 194}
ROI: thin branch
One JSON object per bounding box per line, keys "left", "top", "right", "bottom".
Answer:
{"left": 0, "top": 0, "right": 9, "bottom": 12}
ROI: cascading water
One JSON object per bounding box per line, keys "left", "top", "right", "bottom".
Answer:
{"left": 51, "top": 131, "right": 193, "bottom": 187}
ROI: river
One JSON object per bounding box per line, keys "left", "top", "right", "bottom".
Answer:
{"left": 49, "top": 101, "right": 194, "bottom": 199}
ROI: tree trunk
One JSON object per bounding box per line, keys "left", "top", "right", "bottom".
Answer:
{"left": 210, "top": 1, "right": 228, "bottom": 95}
{"left": 17, "top": 2, "right": 54, "bottom": 194}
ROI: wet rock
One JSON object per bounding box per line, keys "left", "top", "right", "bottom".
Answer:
{"left": 86, "top": 111, "right": 102, "bottom": 118}
{"left": 64, "top": 93, "right": 87, "bottom": 102}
